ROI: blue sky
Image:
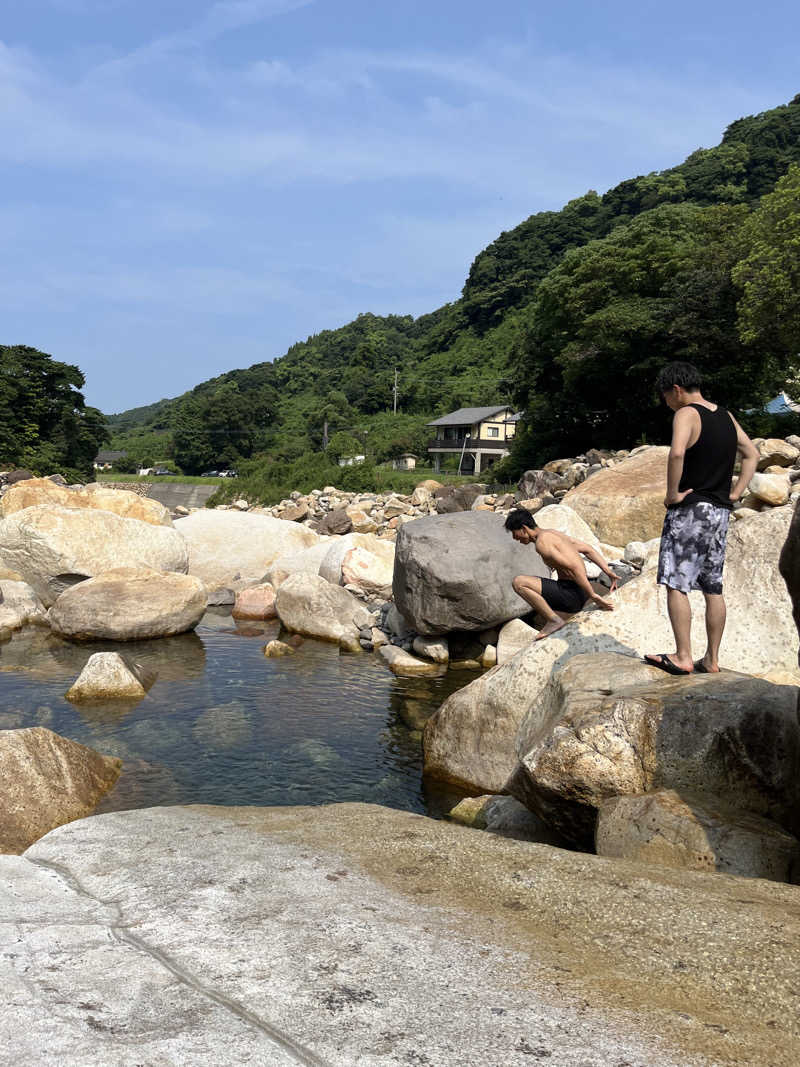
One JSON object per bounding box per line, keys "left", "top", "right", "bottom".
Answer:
{"left": 2, "top": 0, "right": 798, "bottom": 413}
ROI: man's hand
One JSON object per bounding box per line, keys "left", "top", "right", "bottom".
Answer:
{"left": 664, "top": 488, "right": 692, "bottom": 508}
{"left": 607, "top": 576, "right": 619, "bottom": 594}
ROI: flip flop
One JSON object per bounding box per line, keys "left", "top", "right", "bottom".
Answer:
{"left": 693, "top": 660, "right": 710, "bottom": 674}
{"left": 644, "top": 653, "right": 693, "bottom": 676}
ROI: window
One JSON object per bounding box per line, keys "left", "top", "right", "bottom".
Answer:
{"left": 486, "top": 426, "right": 499, "bottom": 437}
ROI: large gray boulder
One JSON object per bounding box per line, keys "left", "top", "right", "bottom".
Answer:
{"left": 513, "top": 653, "right": 800, "bottom": 848}
{"left": 4, "top": 804, "right": 800, "bottom": 1065}
{"left": 393, "top": 511, "right": 550, "bottom": 635}
{"left": 0, "top": 505, "right": 188, "bottom": 606}
{"left": 0, "top": 727, "right": 121, "bottom": 853}
{"left": 423, "top": 506, "right": 798, "bottom": 794}
{"left": 47, "top": 567, "right": 206, "bottom": 641}
{"left": 174, "top": 509, "right": 319, "bottom": 588}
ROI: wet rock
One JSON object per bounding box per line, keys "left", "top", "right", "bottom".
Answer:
{"left": 0, "top": 727, "right": 121, "bottom": 853}
{"left": 263, "top": 639, "right": 296, "bottom": 657}
{"left": 192, "top": 703, "right": 252, "bottom": 749}
{"left": 596, "top": 789, "right": 800, "bottom": 882}
{"left": 412, "top": 635, "right": 449, "bottom": 663}
{"left": 275, "top": 573, "right": 370, "bottom": 647}
{"left": 65, "top": 652, "right": 155, "bottom": 702}
{"left": 232, "top": 583, "right": 277, "bottom": 620}
{"left": 448, "top": 794, "right": 568, "bottom": 844}
{"left": 378, "top": 645, "right": 443, "bottom": 677}
{"left": 0, "top": 579, "right": 46, "bottom": 632}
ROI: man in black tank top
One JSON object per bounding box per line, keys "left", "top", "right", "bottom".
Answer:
{"left": 644, "top": 361, "right": 758, "bottom": 676}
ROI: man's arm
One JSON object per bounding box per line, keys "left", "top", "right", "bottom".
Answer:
{"left": 571, "top": 540, "right": 619, "bottom": 593}
{"left": 729, "top": 416, "right": 759, "bottom": 502}
{"left": 546, "top": 535, "right": 614, "bottom": 607}
{"left": 664, "top": 407, "right": 699, "bottom": 507}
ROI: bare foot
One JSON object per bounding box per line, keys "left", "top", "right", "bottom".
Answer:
{"left": 696, "top": 657, "right": 721, "bottom": 673}
{"left": 535, "top": 616, "right": 567, "bottom": 641}
{"left": 592, "top": 594, "right": 615, "bottom": 611}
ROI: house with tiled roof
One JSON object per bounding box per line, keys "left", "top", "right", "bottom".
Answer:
{"left": 427, "top": 406, "right": 520, "bottom": 474}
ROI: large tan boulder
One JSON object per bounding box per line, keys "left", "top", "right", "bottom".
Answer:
{"left": 341, "top": 545, "right": 394, "bottom": 598}
{"left": 596, "top": 790, "right": 800, "bottom": 882}
{"left": 275, "top": 572, "right": 370, "bottom": 647}
{"left": 48, "top": 567, "right": 206, "bottom": 640}
{"left": 262, "top": 541, "right": 332, "bottom": 589}
{"left": 0, "top": 727, "right": 121, "bottom": 853}
{"left": 563, "top": 446, "right": 669, "bottom": 544}
{"left": 174, "top": 510, "right": 319, "bottom": 588}
{"left": 0, "top": 478, "right": 172, "bottom": 526}
{"left": 317, "top": 532, "right": 393, "bottom": 586}
{"left": 0, "top": 505, "right": 189, "bottom": 606}
{"left": 424, "top": 507, "right": 797, "bottom": 795}
{"left": 513, "top": 653, "right": 800, "bottom": 847}
{"left": 65, "top": 652, "right": 156, "bottom": 702}
{"left": 749, "top": 471, "right": 790, "bottom": 507}
{"left": 532, "top": 503, "right": 601, "bottom": 546}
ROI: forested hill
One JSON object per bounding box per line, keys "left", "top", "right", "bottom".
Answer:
{"left": 109, "top": 94, "right": 800, "bottom": 475}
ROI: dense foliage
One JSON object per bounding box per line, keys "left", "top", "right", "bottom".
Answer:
{"left": 0, "top": 345, "right": 108, "bottom": 480}
{"left": 107, "top": 95, "right": 800, "bottom": 487}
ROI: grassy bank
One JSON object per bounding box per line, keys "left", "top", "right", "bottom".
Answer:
{"left": 97, "top": 472, "right": 226, "bottom": 485}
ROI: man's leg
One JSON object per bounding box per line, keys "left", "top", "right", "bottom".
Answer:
{"left": 512, "top": 575, "right": 567, "bottom": 640}
{"left": 699, "top": 593, "right": 726, "bottom": 672}
{"left": 665, "top": 587, "right": 694, "bottom": 670}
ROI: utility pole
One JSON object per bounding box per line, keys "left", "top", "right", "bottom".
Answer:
{"left": 393, "top": 367, "right": 398, "bottom": 414}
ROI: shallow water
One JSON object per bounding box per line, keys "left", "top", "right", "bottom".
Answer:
{"left": 0, "top": 615, "right": 475, "bottom": 817}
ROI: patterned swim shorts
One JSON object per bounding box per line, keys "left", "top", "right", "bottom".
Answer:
{"left": 657, "top": 499, "right": 731, "bottom": 595}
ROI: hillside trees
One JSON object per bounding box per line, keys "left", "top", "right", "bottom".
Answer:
{"left": 0, "top": 345, "right": 108, "bottom": 478}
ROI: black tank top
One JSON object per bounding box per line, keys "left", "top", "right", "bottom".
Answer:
{"left": 677, "top": 403, "right": 737, "bottom": 509}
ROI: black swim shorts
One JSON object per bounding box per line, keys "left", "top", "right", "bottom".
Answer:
{"left": 539, "top": 577, "right": 586, "bottom": 614}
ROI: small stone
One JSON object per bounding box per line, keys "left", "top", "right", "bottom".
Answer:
{"left": 263, "top": 640, "right": 296, "bottom": 657}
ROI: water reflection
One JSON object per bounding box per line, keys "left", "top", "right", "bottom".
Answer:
{"left": 0, "top": 615, "right": 473, "bottom": 816}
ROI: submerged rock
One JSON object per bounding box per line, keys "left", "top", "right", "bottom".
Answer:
{"left": 0, "top": 727, "right": 121, "bottom": 853}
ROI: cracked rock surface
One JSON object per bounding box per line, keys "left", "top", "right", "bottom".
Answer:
{"left": 2, "top": 803, "right": 800, "bottom": 1065}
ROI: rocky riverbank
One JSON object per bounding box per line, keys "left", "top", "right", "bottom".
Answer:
{"left": 2, "top": 439, "right": 800, "bottom": 1062}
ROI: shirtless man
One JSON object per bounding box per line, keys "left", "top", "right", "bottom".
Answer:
{"left": 504, "top": 507, "right": 618, "bottom": 639}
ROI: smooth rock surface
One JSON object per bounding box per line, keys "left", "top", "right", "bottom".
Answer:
{"left": 393, "top": 511, "right": 550, "bottom": 635}
{"left": 412, "top": 634, "right": 449, "bottom": 663}
{"left": 4, "top": 804, "right": 800, "bottom": 1065}
{"left": 0, "top": 728, "right": 121, "bottom": 853}
{"left": 562, "top": 446, "right": 669, "bottom": 544}
{"left": 496, "top": 617, "right": 537, "bottom": 664}
{"left": 317, "top": 532, "right": 393, "bottom": 586}
{"left": 532, "top": 503, "right": 601, "bottom": 546}
{"left": 0, "top": 505, "right": 189, "bottom": 606}
{"left": 596, "top": 789, "right": 800, "bottom": 882}
{"left": 341, "top": 545, "right": 394, "bottom": 597}
{"left": 275, "top": 572, "right": 370, "bottom": 645}
{"left": 755, "top": 437, "right": 799, "bottom": 469}
{"left": 424, "top": 507, "right": 798, "bottom": 794}
{"left": 231, "top": 583, "right": 277, "bottom": 620}
{"left": 174, "top": 510, "right": 318, "bottom": 588}
{"left": 1, "top": 478, "right": 172, "bottom": 526}
{"left": 65, "top": 651, "right": 155, "bottom": 702}
{"left": 749, "top": 471, "right": 790, "bottom": 506}
{"left": 48, "top": 567, "right": 206, "bottom": 641}
{"left": 261, "top": 541, "right": 332, "bottom": 589}
{"left": 0, "top": 579, "right": 45, "bottom": 632}
{"left": 378, "top": 644, "right": 443, "bottom": 677}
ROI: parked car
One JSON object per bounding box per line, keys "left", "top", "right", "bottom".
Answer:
{"left": 152, "top": 468, "right": 174, "bottom": 476}
{"left": 200, "top": 470, "right": 219, "bottom": 477}
{"left": 219, "top": 469, "right": 238, "bottom": 478}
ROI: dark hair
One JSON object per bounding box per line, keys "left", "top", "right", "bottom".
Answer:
{"left": 504, "top": 507, "right": 537, "bottom": 533}
{"left": 654, "top": 361, "right": 702, "bottom": 395}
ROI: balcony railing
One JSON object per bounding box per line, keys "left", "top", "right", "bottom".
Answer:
{"left": 427, "top": 437, "right": 510, "bottom": 451}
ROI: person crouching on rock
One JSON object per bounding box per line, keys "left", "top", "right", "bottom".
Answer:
{"left": 644, "top": 361, "right": 758, "bottom": 676}
{"left": 504, "top": 508, "right": 618, "bottom": 640}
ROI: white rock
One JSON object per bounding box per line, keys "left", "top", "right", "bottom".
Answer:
{"left": 749, "top": 472, "right": 790, "bottom": 507}
{"left": 412, "top": 635, "right": 449, "bottom": 663}
{"left": 496, "top": 617, "right": 537, "bottom": 664}
{"left": 275, "top": 573, "right": 370, "bottom": 646}
{"left": 378, "top": 645, "right": 443, "bottom": 677}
